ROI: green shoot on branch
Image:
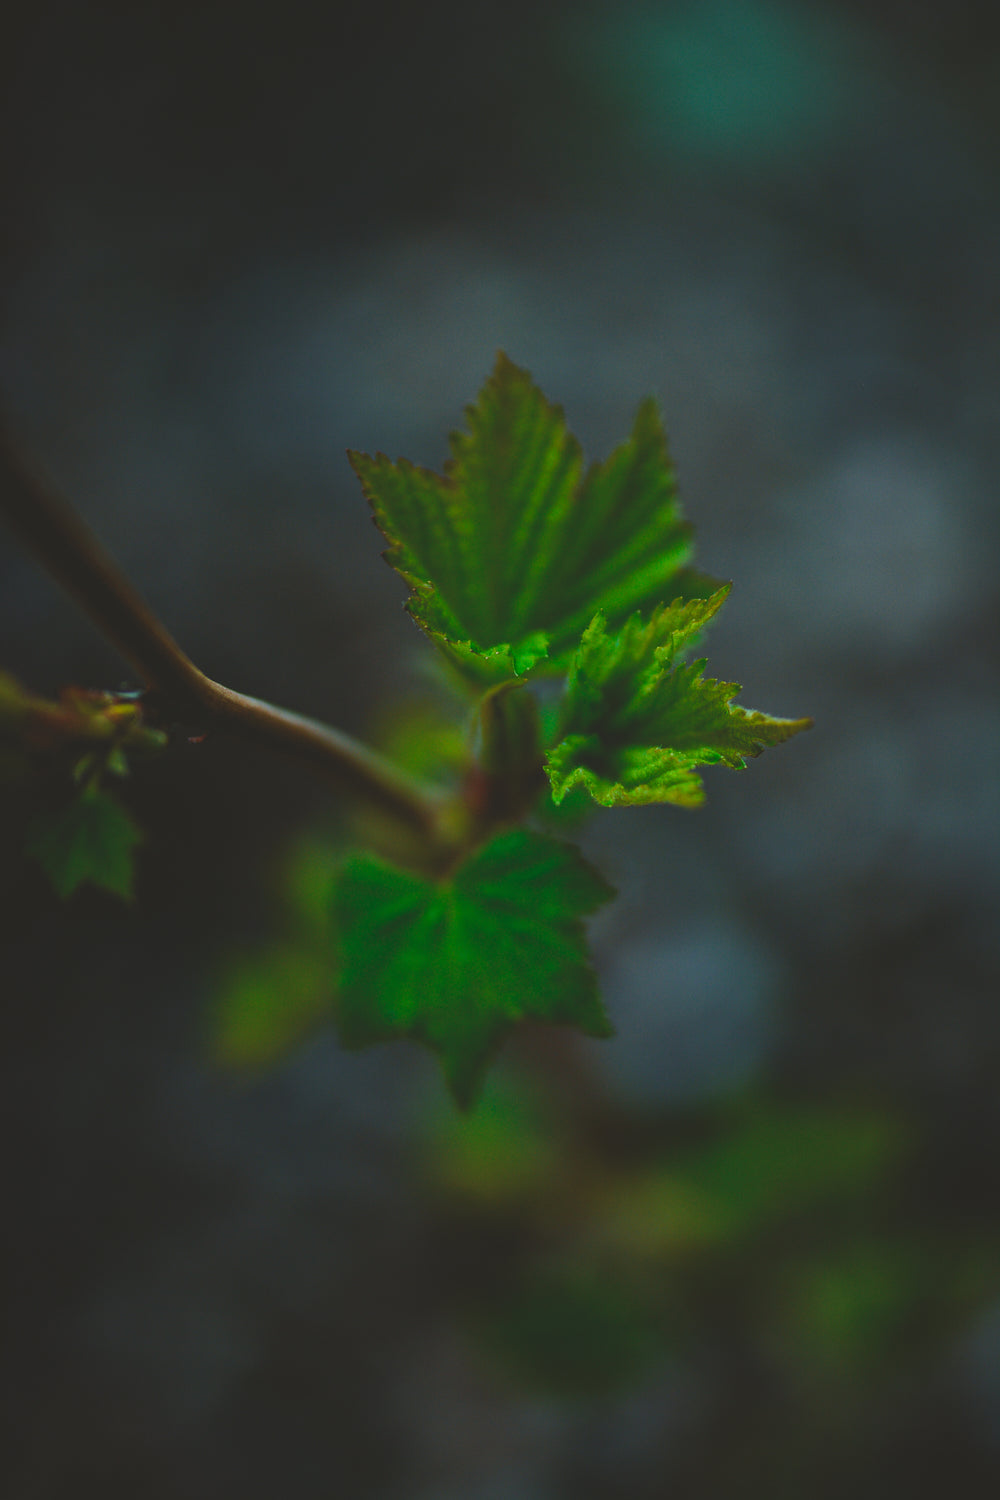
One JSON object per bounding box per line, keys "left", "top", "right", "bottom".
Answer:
{"left": 0, "top": 355, "right": 811, "bottom": 1103}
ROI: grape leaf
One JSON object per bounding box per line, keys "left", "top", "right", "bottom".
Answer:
{"left": 26, "top": 785, "right": 142, "bottom": 898}
{"left": 349, "top": 353, "right": 700, "bottom": 683}
{"left": 331, "top": 828, "right": 614, "bottom": 1105}
{"left": 547, "top": 589, "right": 812, "bottom": 808}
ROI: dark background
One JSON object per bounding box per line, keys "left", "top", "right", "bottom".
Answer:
{"left": 2, "top": 2, "right": 999, "bottom": 1496}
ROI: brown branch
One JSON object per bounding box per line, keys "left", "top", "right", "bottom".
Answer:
{"left": 0, "top": 417, "right": 450, "bottom": 849}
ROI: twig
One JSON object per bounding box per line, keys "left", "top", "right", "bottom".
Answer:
{"left": 0, "top": 417, "right": 448, "bottom": 847}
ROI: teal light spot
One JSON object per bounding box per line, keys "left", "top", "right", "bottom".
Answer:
{"left": 573, "top": 0, "right": 873, "bottom": 167}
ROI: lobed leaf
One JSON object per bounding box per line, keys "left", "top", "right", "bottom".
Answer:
{"left": 547, "top": 591, "right": 811, "bottom": 807}
{"left": 331, "top": 828, "right": 614, "bottom": 1105}
{"left": 349, "top": 354, "right": 701, "bottom": 683}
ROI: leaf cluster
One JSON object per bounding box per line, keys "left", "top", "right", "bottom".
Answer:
{"left": 1, "top": 671, "right": 164, "bottom": 898}
{"left": 6, "top": 356, "right": 810, "bottom": 1105}
{"left": 336, "top": 356, "right": 808, "bottom": 1099}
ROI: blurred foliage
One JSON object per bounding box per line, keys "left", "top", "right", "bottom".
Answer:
{"left": 25, "top": 785, "right": 142, "bottom": 900}
{"left": 213, "top": 943, "right": 333, "bottom": 1069}
{"left": 423, "top": 1072, "right": 560, "bottom": 1204}
{"left": 212, "top": 839, "right": 340, "bottom": 1067}
{"left": 473, "top": 1265, "right": 666, "bottom": 1397}
{"left": 416, "top": 1071, "right": 1000, "bottom": 1402}
{"left": 0, "top": 670, "right": 164, "bottom": 898}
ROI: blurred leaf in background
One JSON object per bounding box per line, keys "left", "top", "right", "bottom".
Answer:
{"left": 420, "top": 1087, "right": 970, "bottom": 1400}
{"left": 212, "top": 839, "right": 340, "bottom": 1067}
{"left": 25, "top": 786, "right": 142, "bottom": 900}
{"left": 471, "top": 1264, "right": 667, "bottom": 1398}
{"left": 422, "top": 1071, "right": 560, "bottom": 1206}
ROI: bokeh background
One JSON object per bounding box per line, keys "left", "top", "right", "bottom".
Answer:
{"left": 2, "top": 1, "right": 1000, "bottom": 1496}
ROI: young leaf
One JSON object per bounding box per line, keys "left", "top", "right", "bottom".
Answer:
{"left": 547, "top": 590, "right": 811, "bottom": 808}
{"left": 331, "top": 829, "right": 614, "bottom": 1105}
{"left": 26, "top": 785, "right": 142, "bottom": 899}
{"left": 349, "top": 354, "right": 701, "bottom": 683}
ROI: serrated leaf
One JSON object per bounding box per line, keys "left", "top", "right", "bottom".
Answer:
{"left": 331, "top": 829, "right": 614, "bottom": 1106}
{"left": 426, "top": 630, "right": 551, "bottom": 685}
{"left": 26, "top": 786, "right": 142, "bottom": 899}
{"left": 349, "top": 354, "right": 700, "bottom": 683}
{"left": 547, "top": 591, "right": 811, "bottom": 807}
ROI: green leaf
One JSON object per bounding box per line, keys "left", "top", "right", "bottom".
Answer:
{"left": 349, "top": 353, "right": 700, "bottom": 683}
{"left": 26, "top": 786, "right": 142, "bottom": 899}
{"left": 331, "top": 829, "right": 614, "bottom": 1106}
{"left": 428, "top": 632, "right": 551, "bottom": 686}
{"left": 547, "top": 590, "right": 812, "bottom": 807}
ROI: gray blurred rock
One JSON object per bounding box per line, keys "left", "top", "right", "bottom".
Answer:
{"left": 593, "top": 917, "right": 785, "bottom": 1106}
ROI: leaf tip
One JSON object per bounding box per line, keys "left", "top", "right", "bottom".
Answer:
{"left": 345, "top": 447, "right": 370, "bottom": 479}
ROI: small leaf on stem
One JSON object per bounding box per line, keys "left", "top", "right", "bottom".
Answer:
{"left": 26, "top": 786, "right": 143, "bottom": 899}
{"left": 547, "top": 591, "right": 812, "bottom": 807}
